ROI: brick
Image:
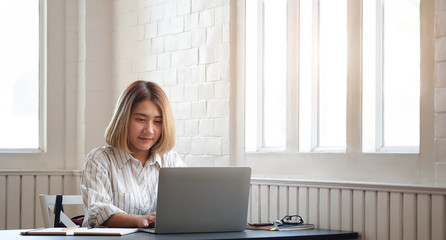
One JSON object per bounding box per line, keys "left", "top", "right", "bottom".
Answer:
{"left": 149, "top": 70, "right": 163, "bottom": 83}
{"left": 220, "top": 137, "right": 229, "bottom": 155}
{"left": 152, "top": 37, "right": 164, "bottom": 53}
{"left": 214, "top": 43, "right": 229, "bottom": 62}
{"left": 157, "top": 53, "right": 171, "bottom": 70}
{"left": 178, "top": 68, "right": 191, "bottom": 84}
{"left": 173, "top": 102, "right": 192, "bottom": 119}
{"left": 164, "top": 1, "right": 177, "bottom": 18}
{"left": 435, "top": 88, "right": 446, "bottom": 113}
{"left": 178, "top": 32, "right": 192, "bottom": 50}
{"left": 145, "top": 0, "right": 164, "bottom": 7}
{"left": 174, "top": 137, "right": 192, "bottom": 155}
{"left": 192, "top": 29, "right": 206, "bottom": 47}
{"left": 206, "top": 63, "right": 227, "bottom": 81}
{"left": 158, "top": 19, "right": 170, "bottom": 36}
{"left": 190, "top": 137, "right": 207, "bottom": 154}
{"left": 214, "top": 156, "right": 230, "bottom": 167}
{"left": 199, "top": 82, "right": 214, "bottom": 99}
{"left": 192, "top": 0, "right": 207, "bottom": 12}
{"left": 199, "top": 46, "right": 214, "bottom": 64}
{"left": 222, "top": 23, "right": 229, "bottom": 43}
{"left": 214, "top": 5, "right": 230, "bottom": 25}
{"left": 205, "top": 137, "right": 222, "bottom": 155}
{"left": 138, "top": 8, "right": 150, "bottom": 25}
{"left": 164, "top": 35, "right": 179, "bottom": 52}
{"left": 145, "top": 55, "right": 157, "bottom": 71}
{"left": 436, "top": 36, "right": 446, "bottom": 61}
{"left": 185, "top": 13, "right": 199, "bottom": 31}
{"left": 133, "top": 40, "right": 151, "bottom": 57}
{"left": 171, "top": 49, "right": 199, "bottom": 67}
{"left": 184, "top": 84, "right": 199, "bottom": 101}
{"left": 191, "top": 100, "right": 206, "bottom": 118}
{"left": 435, "top": 113, "right": 446, "bottom": 138}
{"left": 185, "top": 119, "right": 199, "bottom": 137}
{"left": 144, "top": 22, "right": 157, "bottom": 39}
{"left": 185, "top": 155, "right": 214, "bottom": 167}
{"left": 207, "top": 0, "right": 226, "bottom": 8}
{"left": 214, "top": 80, "right": 230, "bottom": 99}
{"left": 163, "top": 69, "right": 177, "bottom": 86}
{"left": 199, "top": 119, "right": 214, "bottom": 136}
{"left": 150, "top": 4, "right": 164, "bottom": 21}
{"left": 437, "top": 61, "right": 446, "bottom": 87}
{"left": 170, "top": 85, "right": 184, "bottom": 102}
{"left": 177, "top": 0, "right": 191, "bottom": 15}
{"left": 207, "top": 99, "right": 229, "bottom": 117}
{"left": 213, "top": 118, "right": 229, "bottom": 137}
{"left": 170, "top": 16, "right": 184, "bottom": 34}
{"left": 191, "top": 65, "right": 206, "bottom": 83}
{"left": 175, "top": 119, "right": 185, "bottom": 136}
{"left": 199, "top": 9, "right": 214, "bottom": 28}
{"left": 207, "top": 26, "right": 222, "bottom": 44}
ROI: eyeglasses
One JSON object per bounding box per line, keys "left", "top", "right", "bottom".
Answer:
{"left": 276, "top": 215, "right": 304, "bottom": 226}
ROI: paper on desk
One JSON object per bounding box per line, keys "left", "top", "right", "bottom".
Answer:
{"left": 20, "top": 227, "right": 139, "bottom": 236}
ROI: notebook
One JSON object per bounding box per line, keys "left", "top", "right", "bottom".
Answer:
{"left": 142, "top": 167, "right": 251, "bottom": 234}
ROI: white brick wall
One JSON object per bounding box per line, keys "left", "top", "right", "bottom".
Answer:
{"left": 113, "top": 0, "right": 230, "bottom": 166}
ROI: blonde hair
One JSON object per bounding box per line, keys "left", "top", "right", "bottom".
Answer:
{"left": 105, "top": 81, "right": 175, "bottom": 155}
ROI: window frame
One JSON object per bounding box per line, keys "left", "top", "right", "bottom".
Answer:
{"left": 230, "top": 0, "right": 434, "bottom": 179}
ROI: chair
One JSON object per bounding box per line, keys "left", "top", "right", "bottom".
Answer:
{"left": 39, "top": 194, "right": 83, "bottom": 228}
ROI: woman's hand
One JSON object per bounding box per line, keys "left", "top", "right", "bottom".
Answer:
{"left": 137, "top": 212, "right": 157, "bottom": 228}
{"left": 103, "top": 212, "right": 156, "bottom": 228}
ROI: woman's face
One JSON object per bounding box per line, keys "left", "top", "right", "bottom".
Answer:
{"left": 128, "top": 100, "right": 162, "bottom": 161}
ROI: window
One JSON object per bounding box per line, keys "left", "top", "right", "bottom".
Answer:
{"left": 244, "top": 0, "right": 420, "bottom": 153}
{"left": 0, "top": 0, "right": 44, "bottom": 152}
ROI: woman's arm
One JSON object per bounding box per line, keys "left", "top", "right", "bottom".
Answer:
{"left": 103, "top": 212, "right": 156, "bottom": 228}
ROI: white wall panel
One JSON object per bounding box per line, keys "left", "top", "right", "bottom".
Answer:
{"left": 21, "top": 176, "right": 35, "bottom": 229}
{"left": 0, "top": 171, "right": 81, "bottom": 230}
{"left": 6, "top": 175, "right": 20, "bottom": 229}
{"left": 249, "top": 178, "right": 446, "bottom": 240}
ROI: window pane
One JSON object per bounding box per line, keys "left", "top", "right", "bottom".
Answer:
{"left": 318, "top": 0, "right": 347, "bottom": 148}
{"left": 0, "top": 0, "right": 40, "bottom": 149}
{"left": 263, "top": 0, "right": 286, "bottom": 148}
{"left": 383, "top": 0, "right": 419, "bottom": 147}
{"left": 363, "top": 0, "right": 420, "bottom": 151}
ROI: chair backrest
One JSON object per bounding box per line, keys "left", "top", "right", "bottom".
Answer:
{"left": 39, "top": 194, "right": 83, "bottom": 228}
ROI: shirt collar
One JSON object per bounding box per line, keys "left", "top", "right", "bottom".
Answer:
{"left": 146, "top": 152, "right": 163, "bottom": 168}
{"left": 114, "top": 147, "right": 163, "bottom": 169}
{"left": 114, "top": 147, "right": 134, "bottom": 169}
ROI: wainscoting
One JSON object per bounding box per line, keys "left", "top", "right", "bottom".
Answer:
{"left": 249, "top": 178, "right": 446, "bottom": 240}
{"left": 1, "top": 171, "right": 445, "bottom": 240}
{"left": 0, "top": 170, "right": 82, "bottom": 230}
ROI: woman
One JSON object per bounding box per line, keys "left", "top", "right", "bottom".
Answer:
{"left": 81, "top": 81, "right": 186, "bottom": 228}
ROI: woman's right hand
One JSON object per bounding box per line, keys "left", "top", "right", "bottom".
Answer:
{"left": 138, "top": 212, "right": 156, "bottom": 228}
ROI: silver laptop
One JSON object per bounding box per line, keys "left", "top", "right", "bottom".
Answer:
{"left": 143, "top": 167, "right": 251, "bottom": 234}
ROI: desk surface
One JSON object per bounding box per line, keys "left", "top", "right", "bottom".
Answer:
{"left": 3, "top": 229, "right": 358, "bottom": 240}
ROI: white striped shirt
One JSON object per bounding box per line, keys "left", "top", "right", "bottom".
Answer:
{"left": 80, "top": 146, "right": 186, "bottom": 227}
